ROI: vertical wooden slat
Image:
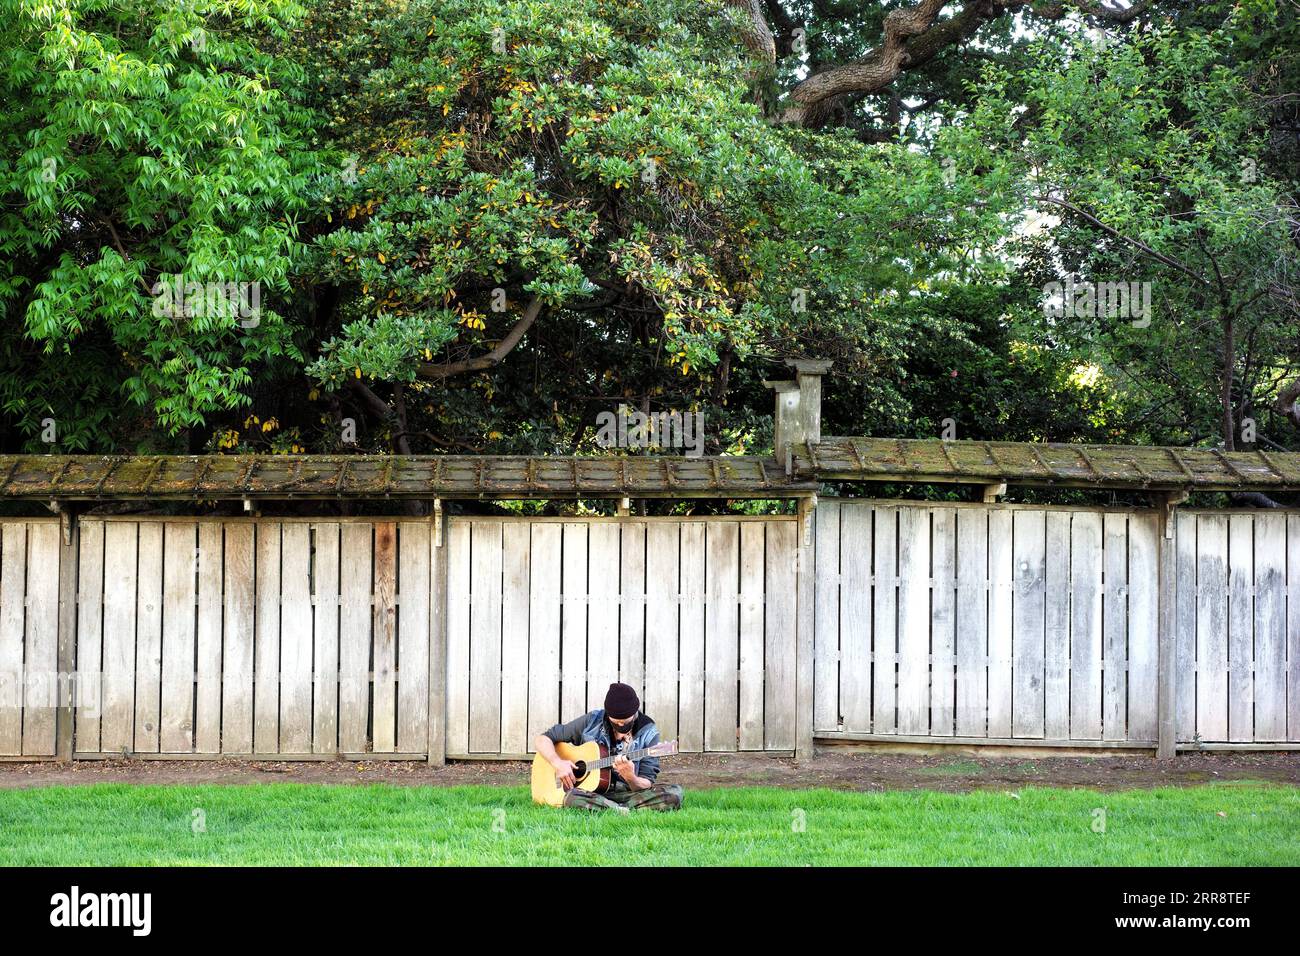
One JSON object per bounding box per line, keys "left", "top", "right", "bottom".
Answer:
{"left": 1253, "top": 514, "right": 1285, "bottom": 742}
{"left": 526, "top": 523, "right": 561, "bottom": 748}
{"left": 21, "top": 523, "right": 59, "bottom": 756}
{"left": 766, "top": 519, "right": 798, "bottom": 751}
{"left": 838, "top": 503, "right": 871, "bottom": 733}
{"left": 559, "top": 522, "right": 587, "bottom": 722}
{"left": 619, "top": 521, "right": 647, "bottom": 699}
{"left": 253, "top": 522, "right": 281, "bottom": 754}
{"left": 586, "top": 523, "right": 621, "bottom": 709}
{"left": 1174, "top": 511, "right": 1198, "bottom": 742}
{"left": 1042, "top": 512, "right": 1071, "bottom": 740}
{"left": 794, "top": 499, "right": 816, "bottom": 759}
{"left": 738, "top": 521, "right": 765, "bottom": 750}
{"left": 1069, "top": 512, "right": 1104, "bottom": 740}
{"left": 1289, "top": 516, "right": 1300, "bottom": 742}
{"left": 1128, "top": 513, "right": 1160, "bottom": 742}
{"left": 0, "top": 523, "right": 28, "bottom": 754}
{"left": 371, "top": 522, "right": 397, "bottom": 753}
{"left": 427, "top": 512, "right": 447, "bottom": 764}
{"left": 871, "top": 505, "right": 898, "bottom": 735}
{"left": 896, "top": 506, "right": 930, "bottom": 736}
{"left": 930, "top": 507, "right": 956, "bottom": 737}
{"left": 160, "top": 522, "right": 197, "bottom": 753}
{"left": 1196, "top": 514, "right": 1229, "bottom": 742}
{"left": 1012, "top": 510, "right": 1046, "bottom": 738}
{"left": 221, "top": 523, "right": 255, "bottom": 753}
{"left": 986, "top": 509, "right": 1013, "bottom": 738}
{"left": 705, "top": 520, "right": 739, "bottom": 752}
{"left": 1227, "top": 514, "right": 1254, "bottom": 742}
{"left": 398, "top": 521, "right": 431, "bottom": 755}
{"left": 678, "top": 521, "right": 706, "bottom": 752}
{"left": 1102, "top": 513, "right": 1129, "bottom": 742}
{"left": 311, "top": 523, "right": 341, "bottom": 754}
{"left": 74, "top": 520, "right": 105, "bottom": 753}
{"left": 499, "top": 521, "right": 530, "bottom": 754}
{"left": 644, "top": 523, "right": 679, "bottom": 745}
{"left": 194, "top": 523, "right": 223, "bottom": 754}
{"left": 133, "top": 522, "right": 163, "bottom": 753}
{"left": 55, "top": 518, "right": 79, "bottom": 761}
{"left": 100, "top": 522, "right": 136, "bottom": 754}
{"left": 338, "top": 523, "right": 372, "bottom": 754}
{"left": 813, "top": 500, "right": 841, "bottom": 732}
{"left": 279, "top": 523, "right": 313, "bottom": 753}
{"left": 444, "top": 519, "right": 471, "bottom": 755}
{"left": 955, "top": 508, "right": 988, "bottom": 737}
{"left": 469, "top": 520, "right": 502, "bottom": 752}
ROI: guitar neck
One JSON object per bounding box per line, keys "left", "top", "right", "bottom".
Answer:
{"left": 588, "top": 746, "right": 662, "bottom": 770}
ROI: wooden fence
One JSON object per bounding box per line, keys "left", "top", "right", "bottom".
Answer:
{"left": 2, "top": 501, "right": 1297, "bottom": 761}
{"left": 445, "top": 517, "right": 798, "bottom": 757}
{"left": 814, "top": 499, "right": 1300, "bottom": 747}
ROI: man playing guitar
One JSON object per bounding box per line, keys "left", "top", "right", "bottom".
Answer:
{"left": 533, "top": 682, "right": 684, "bottom": 813}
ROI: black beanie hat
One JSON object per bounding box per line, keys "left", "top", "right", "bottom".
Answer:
{"left": 604, "top": 682, "right": 640, "bottom": 720}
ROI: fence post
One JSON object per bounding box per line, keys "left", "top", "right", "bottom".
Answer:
{"left": 795, "top": 494, "right": 817, "bottom": 761}
{"left": 1156, "top": 492, "right": 1186, "bottom": 761}
{"left": 55, "top": 507, "right": 78, "bottom": 762}
{"left": 427, "top": 500, "right": 447, "bottom": 765}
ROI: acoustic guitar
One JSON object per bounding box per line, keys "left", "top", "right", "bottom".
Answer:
{"left": 530, "top": 739, "right": 679, "bottom": 806}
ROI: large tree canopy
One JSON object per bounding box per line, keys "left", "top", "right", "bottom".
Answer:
{"left": 1, "top": 0, "right": 1296, "bottom": 489}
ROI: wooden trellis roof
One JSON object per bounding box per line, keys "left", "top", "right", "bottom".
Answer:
{"left": 795, "top": 437, "right": 1300, "bottom": 492}
{"left": 5, "top": 438, "right": 1300, "bottom": 502}
{"left": 0, "top": 454, "right": 812, "bottom": 501}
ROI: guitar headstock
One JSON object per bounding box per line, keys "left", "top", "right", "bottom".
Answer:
{"left": 646, "top": 740, "right": 678, "bottom": 757}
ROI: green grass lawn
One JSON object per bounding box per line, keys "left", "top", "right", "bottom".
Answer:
{"left": 1, "top": 782, "right": 1295, "bottom": 866}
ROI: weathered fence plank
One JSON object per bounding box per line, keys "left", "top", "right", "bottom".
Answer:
{"left": 311, "top": 522, "right": 341, "bottom": 754}
{"left": 371, "top": 522, "right": 398, "bottom": 753}
{"left": 739, "top": 521, "right": 765, "bottom": 749}
{"left": 1043, "top": 512, "right": 1071, "bottom": 740}
{"left": 896, "top": 506, "right": 930, "bottom": 735}
{"left": 195, "top": 522, "right": 223, "bottom": 754}
{"left": 22, "top": 523, "right": 60, "bottom": 756}
{"left": 499, "top": 521, "right": 530, "bottom": 754}
{"left": 954, "top": 508, "right": 988, "bottom": 737}
{"left": 222, "top": 523, "right": 255, "bottom": 752}
{"left": 133, "top": 521, "right": 163, "bottom": 753}
{"left": 279, "top": 522, "right": 313, "bottom": 754}
{"left": 1070, "top": 512, "right": 1103, "bottom": 740}
{"left": 253, "top": 522, "right": 281, "bottom": 753}
{"left": 986, "top": 509, "right": 1014, "bottom": 738}
{"left": 678, "top": 522, "right": 706, "bottom": 752}
{"left": 1102, "top": 513, "right": 1128, "bottom": 742}
{"left": 930, "top": 508, "right": 956, "bottom": 737}
{"left": 75, "top": 520, "right": 105, "bottom": 753}
{"left": 644, "top": 522, "right": 679, "bottom": 744}
{"left": 1227, "top": 515, "right": 1254, "bottom": 743}
{"left": 871, "top": 505, "right": 898, "bottom": 735}
{"left": 705, "top": 520, "right": 739, "bottom": 752}
{"left": 398, "top": 521, "right": 431, "bottom": 756}
{"left": 160, "top": 522, "right": 197, "bottom": 753}
{"left": 100, "top": 522, "right": 137, "bottom": 754}
{"left": 469, "top": 520, "right": 503, "bottom": 753}
{"left": 765, "top": 520, "right": 798, "bottom": 750}
{"left": 813, "top": 500, "right": 841, "bottom": 733}
{"left": 1012, "top": 510, "right": 1046, "bottom": 739}
{"left": 619, "top": 522, "right": 647, "bottom": 701}
{"left": 840, "top": 502, "right": 871, "bottom": 734}
{"left": 338, "top": 523, "right": 372, "bottom": 753}
{"left": 1128, "top": 514, "right": 1160, "bottom": 742}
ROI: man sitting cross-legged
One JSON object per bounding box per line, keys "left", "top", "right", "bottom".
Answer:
{"left": 533, "top": 682, "right": 684, "bottom": 813}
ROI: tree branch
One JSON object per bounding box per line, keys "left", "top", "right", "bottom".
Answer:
{"left": 416, "top": 295, "right": 544, "bottom": 380}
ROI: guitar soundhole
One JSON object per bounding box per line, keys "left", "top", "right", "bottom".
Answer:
{"left": 572, "top": 760, "right": 588, "bottom": 782}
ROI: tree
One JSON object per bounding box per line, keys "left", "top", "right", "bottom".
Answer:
{"left": 0, "top": 0, "right": 323, "bottom": 449}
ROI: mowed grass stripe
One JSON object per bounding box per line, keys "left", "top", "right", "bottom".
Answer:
{"left": 0, "top": 783, "right": 1295, "bottom": 866}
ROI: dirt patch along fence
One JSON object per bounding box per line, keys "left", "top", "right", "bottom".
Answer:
{"left": 1, "top": 498, "right": 1298, "bottom": 763}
